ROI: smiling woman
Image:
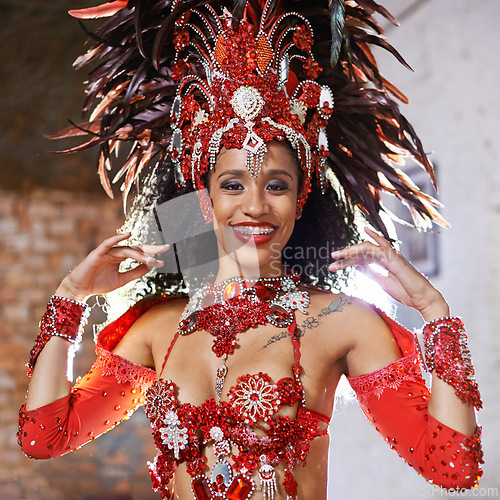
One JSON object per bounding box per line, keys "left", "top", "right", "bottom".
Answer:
{"left": 17, "top": 1, "right": 483, "bottom": 499}
{"left": 209, "top": 144, "right": 300, "bottom": 278}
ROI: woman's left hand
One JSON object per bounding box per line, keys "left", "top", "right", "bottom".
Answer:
{"left": 329, "top": 227, "right": 449, "bottom": 322}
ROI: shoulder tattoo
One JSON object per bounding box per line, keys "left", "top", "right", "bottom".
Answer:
{"left": 261, "top": 297, "right": 351, "bottom": 349}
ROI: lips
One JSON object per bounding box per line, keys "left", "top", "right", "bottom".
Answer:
{"left": 230, "top": 222, "right": 277, "bottom": 245}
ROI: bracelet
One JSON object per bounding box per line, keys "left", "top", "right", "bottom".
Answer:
{"left": 423, "top": 316, "right": 482, "bottom": 410}
{"left": 27, "top": 295, "right": 91, "bottom": 376}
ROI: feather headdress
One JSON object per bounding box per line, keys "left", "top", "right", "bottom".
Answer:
{"left": 52, "top": 0, "right": 447, "bottom": 237}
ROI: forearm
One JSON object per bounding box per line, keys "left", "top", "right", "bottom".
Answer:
{"left": 348, "top": 356, "right": 483, "bottom": 489}
{"left": 19, "top": 349, "right": 153, "bottom": 459}
{"left": 421, "top": 313, "right": 481, "bottom": 436}
{"left": 24, "top": 294, "right": 90, "bottom": 410}
{"left": 418, "top": 298, "right": 479, "bottom": 435}
{"left": 347, "top": 308, "right": 483, "bottom": 489}
{"left": 18, "top": 294, "right": 160, "bottom": 460}
{"left": 25, "top": 337, "right": 75, "bottom": 411}
{"left": 428, "top": 376, "right": 477, "bottom": 436}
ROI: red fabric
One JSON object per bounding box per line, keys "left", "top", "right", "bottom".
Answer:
{"left": 347, "top": 310, "right": 483, "bottom": 490}
{"left": 18, "top": 296, "right": 483, "bottom": 492}
{"left": 18, "top": 352, "right": 155, "bottom": 459}
{"left": 18, "top": 295, "right": 166, "bottom": 459}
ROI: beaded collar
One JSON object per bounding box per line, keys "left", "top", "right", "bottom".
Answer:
{"left": 177, "top": 273, "right": 310, "bottom": 404}
{"left": 178, "top": 273, "right": 310, "bottom": 355}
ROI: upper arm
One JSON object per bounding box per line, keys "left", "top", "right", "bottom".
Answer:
{"left": 111, "top": 298, "right": 185, "bottom": 370}
{"left": 342, "top": 299, "right": 402, "bottom": 378}
{"left": 111, "top": 311, "right": 156, "bottom": 369}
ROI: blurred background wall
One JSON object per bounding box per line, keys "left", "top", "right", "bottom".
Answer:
{"left": 0, "top": 0, "right": 498, "bottom": 499}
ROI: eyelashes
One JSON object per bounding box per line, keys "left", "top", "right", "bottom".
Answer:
{"left": 267, "top": 180, "right": 289, "bottom": 191}
{"left": 220, "top": 180, "right": 244, "bottom": 191}
{"left": 219, "top": 180, "right": 289, "bottom": 192}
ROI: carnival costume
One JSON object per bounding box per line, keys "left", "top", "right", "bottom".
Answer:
{"left": 19, "top": 284, "right": 483, "bottom": 498}
{"left": 18, "top": 0, "right": 483, "bottom": 498}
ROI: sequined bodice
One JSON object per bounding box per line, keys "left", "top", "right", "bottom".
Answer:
{"left": 144, "top": 372, "right": 326, "bottom": 499}
{"left": 143, "top": 275, "right": 329, "bottom": 499}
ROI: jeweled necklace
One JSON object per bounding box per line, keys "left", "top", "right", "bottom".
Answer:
{"left": 177, "top": 273, "right": 310, "bottom": 402}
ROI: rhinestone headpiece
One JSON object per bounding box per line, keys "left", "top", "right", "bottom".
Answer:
{"left": 166, "top": 9, "right": 335, "bottom": 210}
{"left": 62, "top": 0, "right": 448, "bottom": 236}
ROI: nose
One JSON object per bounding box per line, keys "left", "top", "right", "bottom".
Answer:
{"left": 241, "top": 184, "right": 269, "bottom": 218}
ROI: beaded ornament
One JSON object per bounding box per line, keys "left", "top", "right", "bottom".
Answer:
{"left": 27, "top": 295, "right": 90, "bottom": 376}
{"left": 422, "top": 317, "right": 482, "bottom": 411}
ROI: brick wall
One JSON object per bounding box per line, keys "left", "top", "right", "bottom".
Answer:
{"left": 0, "top": 190, "right": 158, "bottom": 500}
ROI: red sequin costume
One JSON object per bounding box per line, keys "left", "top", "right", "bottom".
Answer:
{"left": 17, "top": 0, "right": 483, "bottom": 497}
{"left": 18, "top": 293, "right": 483, "bottom": 498}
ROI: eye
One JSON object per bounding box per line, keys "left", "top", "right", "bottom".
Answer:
{"left": 220, "top": 180, "right": 244, "bottom": 191}
{"left": 266, "top": 180, "right": 289, "bottom": 192}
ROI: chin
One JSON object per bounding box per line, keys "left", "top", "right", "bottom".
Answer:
{"left": 216, "top": 225, "right": 288, "bottom": 273}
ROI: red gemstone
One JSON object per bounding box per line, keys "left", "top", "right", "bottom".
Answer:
{"left": 255, "top": 282, "right": 276, "bottom": 301}
{"left": 201, "top": 291, "right": 216, "bottom": 309}
{"left": 226, "top": 475, "right": 254, "bottom": 500}
{"left": 269, "top": 304, "right": 291, "bottom": 327}
{"left": 192, "top": 476, "right": 213, "bottom": 500}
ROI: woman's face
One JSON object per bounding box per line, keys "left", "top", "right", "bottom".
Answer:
{"left": 209, "top": 142, "right": 300, "bottom": 277}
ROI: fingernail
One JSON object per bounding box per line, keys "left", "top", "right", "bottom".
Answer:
{"left": 146, "top": 257, "right": 164, "bottom": 268}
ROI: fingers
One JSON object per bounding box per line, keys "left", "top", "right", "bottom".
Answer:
{"left": 106, "top": 246, "right": 165, "bottom": 269}
{"left": 139, "top": 243, "right": 171, "bottom": 255}
{"left": 329, "top": 241, "right": 386, "bottom": 272}
{"left": 116, "top": 263, "right": 151, "bottom": 285}
{"left": 94, "top": 233, "right": 168, "bottom": 269}
{"left": 363, "top": 226, "right": 391, "bottom": 246}
{"left": 329, "top": 228, "right": 399, "bottom": 273}
{"left": 95, "top": 232, "right": 133, "bottom": 255}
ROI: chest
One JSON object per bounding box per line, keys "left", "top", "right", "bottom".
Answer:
{"left": 151, "top": 311, "right": 345, "bottom": 416}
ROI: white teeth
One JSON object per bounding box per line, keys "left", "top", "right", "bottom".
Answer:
{"left": 233, "top": 226, "right": 276, "bottom": 236}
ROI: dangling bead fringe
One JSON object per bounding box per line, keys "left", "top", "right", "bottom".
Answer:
{"left": 259, "top": 464, "right": 277, "bottom": 500}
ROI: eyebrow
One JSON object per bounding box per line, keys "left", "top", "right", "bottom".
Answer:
{"left": 217, "top": 168, "right": 294, "bottom": 180}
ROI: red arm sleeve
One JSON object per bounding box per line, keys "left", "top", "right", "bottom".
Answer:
{"left": 346, "top": 310, "right": 484, "bottom": 490}
{"left": 17, "top": 295, "right": 169, "bottom": 459}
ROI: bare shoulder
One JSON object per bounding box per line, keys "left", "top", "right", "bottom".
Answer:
{"left": 305, "top": 289, "right": 402, "bottom": 377}
{"left": 340, "top": 297, "right": 403, "bottom": 378}
{"left": 112, "top": 296, "right": 189, "bottom": 369}
{"left": 302, "top": 287, "right": 375, "bottom": 330}
{"left": 136, "top": 296, "right": 188, "bottom": 328}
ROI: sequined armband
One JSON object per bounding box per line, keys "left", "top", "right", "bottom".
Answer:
{"left": 422, "top": 317, "right": 482, "bottom": 410}
{"left": 27, "top": 295, "right": 91, "bottom": 376}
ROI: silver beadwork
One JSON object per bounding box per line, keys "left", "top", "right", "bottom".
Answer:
{"left": 230, "top": 86, "right": 265, "bottom": 121}
{"left": 159, "top": 410, "right": 189, "bottom": 459}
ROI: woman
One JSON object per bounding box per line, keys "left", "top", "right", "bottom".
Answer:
{"left": 18, "top": 1, "right": 483, "bottom": 499}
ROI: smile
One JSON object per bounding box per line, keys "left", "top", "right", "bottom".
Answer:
{"left": 231, "top": 225, "right": 277, "bottom": 236}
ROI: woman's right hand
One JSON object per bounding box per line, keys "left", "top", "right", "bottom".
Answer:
{"left": 55, "top": 232, "right": 169, "bottom": 302}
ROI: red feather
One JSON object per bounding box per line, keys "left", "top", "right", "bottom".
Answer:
{"left": 69, "top": 0, "right": 128, "bottom": 19}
